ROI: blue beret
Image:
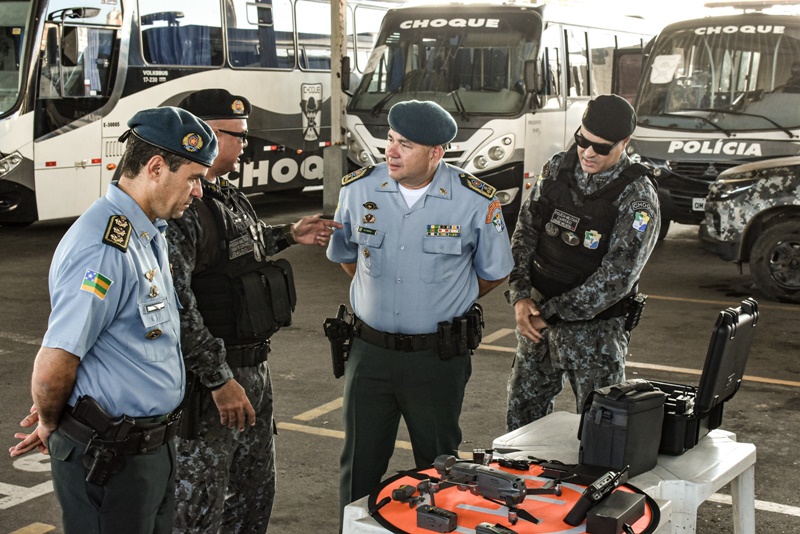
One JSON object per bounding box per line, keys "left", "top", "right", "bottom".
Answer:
{"left": 178, "top": 88, "right": 251, "bottom": 120}
{"left": 124, "top": 107, "right": 218, "bottom": 167}
{"left": 582, "top": 94, "right": 636, "bottom": 143}
{"left": 388, "top": 100, "right": 457, "bottom": 146}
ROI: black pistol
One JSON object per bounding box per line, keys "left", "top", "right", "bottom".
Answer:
{"left": 323, "top": 304, "right": 353, "bottom": 378}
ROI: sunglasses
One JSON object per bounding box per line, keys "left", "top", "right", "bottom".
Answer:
{"left": 216, "top": 129, "right": 248, "bottom": 142}
{"left": 573, "top": 128, "right": 621, "bottom": 156}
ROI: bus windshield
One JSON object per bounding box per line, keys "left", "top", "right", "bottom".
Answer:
{"left": 0, "top": 1, "right": 32, "bottom": 116}
{"left": 349, "top": 12, "right": 540, "bottom": 116}
{"left": 637, "top": 19, "right": 800, "bottom": 132}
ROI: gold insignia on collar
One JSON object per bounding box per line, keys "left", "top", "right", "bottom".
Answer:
{"left": 145, "top": 328, "right": 162, "bottom": 340}
{"left": 381, "top": 182, "right": 389, "bottom": 188}
{"left": 144, "top": 268, "right": 156, "bottom": 281}
{"left": 150, "top": 285, "right": 160, "bottom": 298}
{"left": 102, "top": 215, "right": 132, "bottom": 253}
{"left": 440, "top": 188, "right": 447, "bottom": 195}
{"left": 140, "top": 231, "right": 150, "bottom": 240}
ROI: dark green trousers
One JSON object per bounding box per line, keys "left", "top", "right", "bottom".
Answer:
{"left": 48, "top": 427, "right": 176, "bottom": 534}
{"left": 339, "top": 337, "right": 471, "bottom": 517}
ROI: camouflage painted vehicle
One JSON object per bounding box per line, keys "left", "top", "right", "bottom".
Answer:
{"left": 701, "top": 156, "right": 800, "bottom": 303}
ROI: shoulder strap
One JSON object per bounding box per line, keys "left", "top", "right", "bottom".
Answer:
{"left": 459, "top": 172, "right": 496, "bottom": 199}
{"left": 342, "top": 165, "right": 375, "bottom": 186}
{"left": 102, "top": 215, "right": 132, "bottom": 253}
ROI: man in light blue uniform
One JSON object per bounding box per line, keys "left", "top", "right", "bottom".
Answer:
{"left": 9, "top": 107, "right": 217, "bottom": 534}
{"left": 327, "top": 100, "right": 514, "bottom": 519}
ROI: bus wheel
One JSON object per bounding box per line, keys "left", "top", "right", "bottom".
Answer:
{"left": 657, "top": 217, "right": 670, "bottom": 241}
{"left": 750, "top": 220, "right": 800, "bottom": 304}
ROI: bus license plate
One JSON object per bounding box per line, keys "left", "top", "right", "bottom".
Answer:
{"left": 692, "top": 198, "right": 706, "bottom": 211}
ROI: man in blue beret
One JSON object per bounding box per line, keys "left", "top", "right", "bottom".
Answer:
{"left": 10, "top": 107, "right": 217, "bottom": 533}
{"left": 506, "top": 94, "right": 661, "bottom": 430}
{"left": 167, "top": 88, "right": 341, "bottom": 534}
{"left": 327, "top": 100, "right": 514, "bottom": 521}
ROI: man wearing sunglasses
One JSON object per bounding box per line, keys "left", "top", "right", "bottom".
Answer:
{"left": 505, "top": 94, "right": 660, "bottom": 431}
{"left": 167, "top": 89, "right": 341, "bottom": 533}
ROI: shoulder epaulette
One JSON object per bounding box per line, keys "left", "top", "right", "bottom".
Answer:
{"left": 342, "top": 165, "right": 375, "bottom": 186}
{"left": 102, "top": 215, "right": 132, "bottom": 253}
{"left": 459, "top": 173, "right": 496, "bottom": 199}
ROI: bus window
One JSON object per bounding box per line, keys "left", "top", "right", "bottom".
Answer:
{"left": 296, "top": 0, "right": 330, "bottom": 70}
{"left": 538, "top": 24, "right": 563, "bottom": 109}
{"left": 352, "top": 5, "right": 384, "bottom": 74}
{"left": 139, "top": 0, "right": 223, "bottom": 66}
{"left": 565, "top": 27, "right": 589, "bottom": 97}
{"left": 589, "top": 30, "right": 616, "bottom": 96}
{"left": 227, "top": 0, "right": 294, "bottom": 69}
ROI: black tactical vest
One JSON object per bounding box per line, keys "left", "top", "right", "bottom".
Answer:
{"left": 529, "top": 146, "right": 651, "bottom": 302}
{"left": 191, "top": 180, "right": 296, "bottom": 345}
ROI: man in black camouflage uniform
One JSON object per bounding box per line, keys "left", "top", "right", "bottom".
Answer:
{"left": 506, "top": 94, "right": 660, "bottom": 431}
{"left": 167, "top": 89, "right": 339, "bottom": 533}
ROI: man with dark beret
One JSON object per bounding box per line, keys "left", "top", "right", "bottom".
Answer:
{"left": 505, "top": 93, "right": 661, "bottom": 430}
{"left": 10, "top": 107, "right": 216, "bottom": 533}
{"left": 327, "top": 100, "right": 514, "bottom": 522}
{"left": 166, "top": 88, "right": 341, "bottom": 533}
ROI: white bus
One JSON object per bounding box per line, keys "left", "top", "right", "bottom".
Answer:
{"left": 343, "top": 2, "right": 656, "bottom": 228}
{"left": 0, "top": 0, "right": 387, "bottom": 225}
{"left": 630, "top": 4, "right": 800, "bottom": 237}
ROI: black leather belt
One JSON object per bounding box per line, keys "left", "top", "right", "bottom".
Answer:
{"left": 59, "top": 410, "right": 181, "bottom": 455}
{"left": 353, "top": 318, "right": 438, "bottom": 352}
{"left": 226, "top": 341, "right": 270, "bottom": 368}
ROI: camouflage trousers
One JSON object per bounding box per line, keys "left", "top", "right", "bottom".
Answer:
{"left": 173, "top": 362, "right": 276, "bottom": 534}
{"left": 506, "top": 319, "right": 628, "bottom": 431}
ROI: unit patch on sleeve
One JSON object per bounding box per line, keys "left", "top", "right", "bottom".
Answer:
{"left": 342, "top": 165, "right": 375, "bottom": 186}
{"left": 102, "top": 215, "right": 132, "bottom": 252}
{"left": 459, "top": 173, "right": 496, "bottom": 199}
{"left": 633, "top": 211, "right": 651, "bottom": 233}
{"left": 81, "top": 269, "right": 113, "bottom": 300}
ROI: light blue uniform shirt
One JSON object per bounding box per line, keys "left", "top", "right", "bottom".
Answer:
{"left": 43, "top": 183, "right": 185, "bottom": 417}
{"left": 327, "top": 161, "right": 514, "bottom": 334}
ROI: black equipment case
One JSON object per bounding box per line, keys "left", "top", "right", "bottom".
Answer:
{"left": 652, "top": 298, "right": 759, "bottom": 455}
{"left": 578, "top": 379, "right": 666, "bottom": 477}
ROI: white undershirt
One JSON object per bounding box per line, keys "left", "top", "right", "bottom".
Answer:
{"left": 399, "top": 183, "right": 432, "bottom": 208}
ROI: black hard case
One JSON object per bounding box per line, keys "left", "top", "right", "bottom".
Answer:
{"left": 652, "top": 298, "right": 758, "bottom": 455}
{"left": 578, "top": 379, "right": 666, "bottom": 477}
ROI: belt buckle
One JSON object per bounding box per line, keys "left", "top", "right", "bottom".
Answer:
{"left": 394, "top": 335, "right": 413, "bottom": 351}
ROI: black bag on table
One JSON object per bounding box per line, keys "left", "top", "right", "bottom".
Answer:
{"left": 578, "top": 379, "right": 666, "bottom": 477}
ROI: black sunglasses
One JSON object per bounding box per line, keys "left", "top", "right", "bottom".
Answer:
{"left": 216, "top": 129, "right": 248, "bottom": 141}
{"left": 573, "top": 128, "right": 621, "bottom": 156}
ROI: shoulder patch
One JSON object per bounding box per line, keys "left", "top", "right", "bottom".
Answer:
{"left": 459, "top": 173, "right": 496, "bottom": 199}
{"left": 342, "top": 165, "right": 375, "bottom": 186}
{"left": 102, "top": 215, "right": 132, "bottom": 253}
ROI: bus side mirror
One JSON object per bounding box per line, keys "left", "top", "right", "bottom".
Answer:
{"left": 342, "top": 56, "right": 352, "bottom": 96}
{"left": 523, "top": 59, "right": 537, "bottom": 93}
{"left": 523, "top": 59, "right": 541, "bottom": 110}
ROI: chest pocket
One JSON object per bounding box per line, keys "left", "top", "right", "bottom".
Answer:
{"left": 350, "top": 229, "right": 385, "bottom": 278}
{"left": 421, "top": 236, "right": 462, "bottom": 284}
{"left": 138, "top": 297, "right": 174, "bottom": 362}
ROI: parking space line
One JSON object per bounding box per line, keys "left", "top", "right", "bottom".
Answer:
{"left": 0, "top": 332, "right": 42, "bottom": 346}
{"left": 708, "top": 493, "right": 800, "bottom": 517}
{"left": 8, "top": 524, "right": 55, "bottom": 534}
{"left": 277, "top": 421, "right": 412, "bottom": 451}
{"left": 293, "top": 398, "right": 343, "bottom": 421}
{"left": 479, "top": 333, "right": 800, "bottom": 389}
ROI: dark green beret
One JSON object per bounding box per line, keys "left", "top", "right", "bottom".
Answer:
{"left": 581, "top": 94, "right": 637, "bottom": 143}
{"left": 178, "top": 88, "right": 251, "bottom": 120}
{"left": 124, "top": 107, "right": 218, "bottom": 167}
{"left": 388, "top": 100, "right": 457, "bottom": 146}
